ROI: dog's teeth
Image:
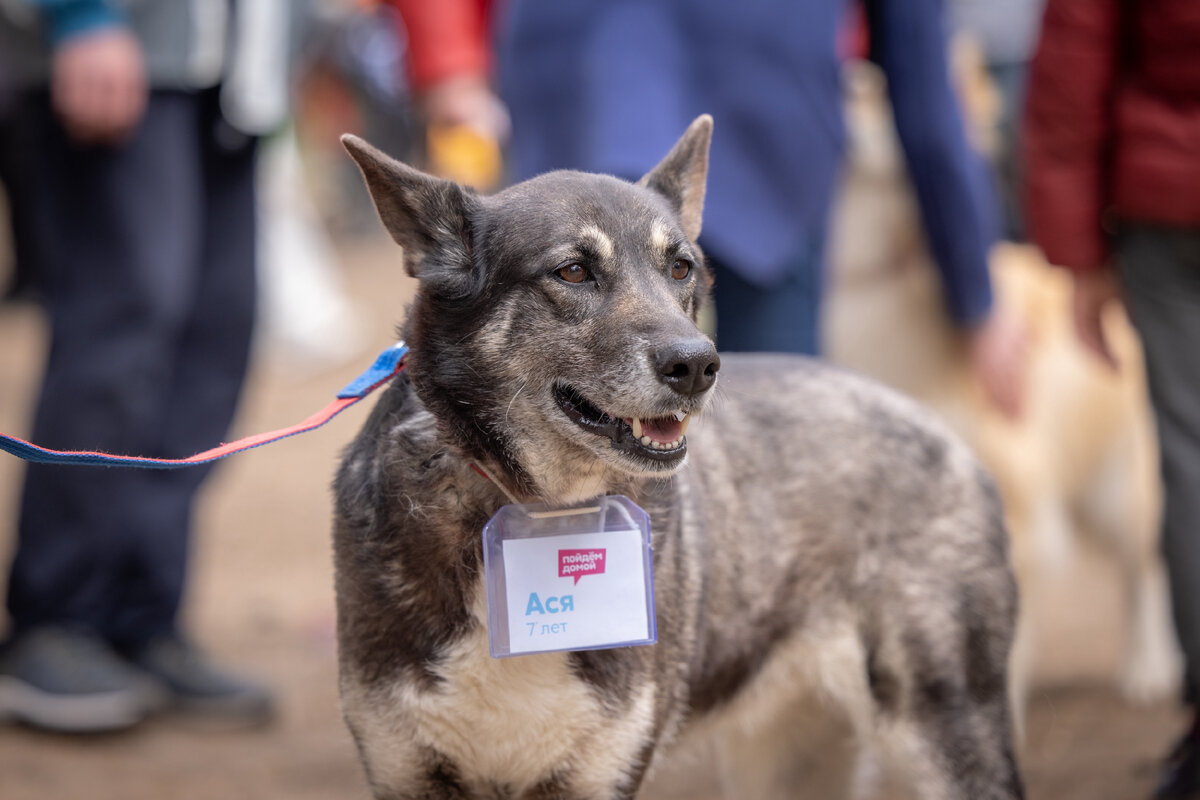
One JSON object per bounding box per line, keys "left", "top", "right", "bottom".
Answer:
{"left": 673, "top": 410, "right": 687, "bottom": 422}
{"left": 640, "top": 435, "right": 652, "bottom": 447}
{"left": 679, "top": 415, "right": 690, "bottom": 435}
{"left": 632, "top": 418, "right": 643, "bottom": 439}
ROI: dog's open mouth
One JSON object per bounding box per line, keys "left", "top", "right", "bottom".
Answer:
{"left": 554, "top": 384, "right": 690, "bottom": 463}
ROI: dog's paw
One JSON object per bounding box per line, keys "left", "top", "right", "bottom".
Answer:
{"left": 1119, "top": 564, "right": 1184, "bottom": 705}
{"left": 1118, "top": 641, "right": 1182, "bottom": 705}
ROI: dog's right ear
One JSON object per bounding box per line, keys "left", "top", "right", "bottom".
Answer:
{"left": 342, "top": 134, "right": 477, "bottom": 280}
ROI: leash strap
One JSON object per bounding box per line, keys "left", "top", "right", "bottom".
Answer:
{"left": 0, "top": 342, "right": 409, "bottom": 469}
{"left": 469, "top": 462, "right": 524, "bottom": 505}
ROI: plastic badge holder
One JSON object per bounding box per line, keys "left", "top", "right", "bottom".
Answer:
{"left": 482, "top": 495, "right": 657, "bottom": 658}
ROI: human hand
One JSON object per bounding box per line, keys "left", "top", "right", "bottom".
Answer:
{"left": 420, "top": 75, "right": 509, "bottom": 189}
{"left": 51, "top": 26, "right": 147, "bottom": 144}
{"left": 965, "top": 301, "right": 1030, "bottom": 420}
{"left": 421, "top": 74, "right": 511, "bottom": 143}
{"left": 1071, "top": 268, "right": 1121, "bottom": 370}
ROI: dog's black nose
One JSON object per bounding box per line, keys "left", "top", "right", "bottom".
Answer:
{"left": 655, "top": 338, "right": 720, "bottom": 396}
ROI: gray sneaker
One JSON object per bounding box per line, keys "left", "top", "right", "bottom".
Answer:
{"left": 123, "top": 635, "right": 275, "bottom": 728}
{"left": 0, "top": 627, "right": 164, "bottom": 733}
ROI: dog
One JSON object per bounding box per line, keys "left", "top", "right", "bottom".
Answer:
{"left": 332, "top": 116, "right": 1023, "bottom": 800}
{"left": 825, "top": 57, "right": 1180, "bottom": 713}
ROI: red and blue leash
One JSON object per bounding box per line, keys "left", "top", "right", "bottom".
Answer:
{"left": 0, "top": 342, "right": 408, "bottom": 469}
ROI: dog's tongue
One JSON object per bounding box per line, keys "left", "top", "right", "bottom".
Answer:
{"left": 627, "top": 414, "right": 688, "bottom": 445}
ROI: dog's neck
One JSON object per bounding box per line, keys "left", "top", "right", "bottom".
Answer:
{"left": 402, "top": 351, "right": 646, "bottom": 510}
{"left": 464, "top": 441, "right": 646, "bottom": 510}
{"left": 467, "top": 461, "right": 526, "bottom": 506}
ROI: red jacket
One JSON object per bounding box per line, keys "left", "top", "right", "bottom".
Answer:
{"left": 1024, "top": 0, "right": 1200, "bottom": 271}
{"left": 390, "top": 0, "right": 492, "bottom": 92}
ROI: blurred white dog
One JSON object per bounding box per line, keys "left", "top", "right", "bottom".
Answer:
{"left": 824, "top": 52, "right": 1180, "bottom": 716}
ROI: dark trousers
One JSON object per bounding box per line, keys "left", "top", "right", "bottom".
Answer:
{"left": 5, "top": 89, "right": 257, "bottom": 649}
{"left": 1118, "top": 224, "right": 1200, "bottom": 703}
{"left": 708, "top": 241, "right": 825, "bottom": 355}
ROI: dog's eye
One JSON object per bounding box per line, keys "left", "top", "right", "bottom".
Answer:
{"left": 555, "top": 262, "right": 590, "bottom": 284}
{"left": 671, "top": 259, "right": 692, "bottom": 281}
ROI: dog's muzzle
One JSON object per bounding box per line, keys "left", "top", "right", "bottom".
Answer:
{"left": 554, "top": 384, "right": 692, "bottom": 465}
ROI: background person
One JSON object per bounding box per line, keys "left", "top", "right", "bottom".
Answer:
{"left": 389, "top": 0, "right": 1028, "bottom": 419}
{"left": 0, "top": 0, "right": 292, "bottom": 732}
{"left": 1024, "top": 1, "right": 1200, "bottom": 796}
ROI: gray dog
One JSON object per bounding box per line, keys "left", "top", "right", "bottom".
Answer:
{"left": 333, "top": 116, "right": 1023, "bottom": 800}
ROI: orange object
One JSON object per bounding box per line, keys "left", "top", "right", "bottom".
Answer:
{"left": 426, "top": 122, "right": 502, "bottom": 190}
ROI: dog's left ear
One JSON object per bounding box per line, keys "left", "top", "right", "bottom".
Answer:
{"left": 341, "top": 134, "right": 478, "bottom": 281}
{"left": 638, "top": 114, "right": 712, "bottom": 242}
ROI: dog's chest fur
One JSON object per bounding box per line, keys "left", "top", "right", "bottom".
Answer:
{"left": 398, "top": 590, "right": 655, "bottom": 794}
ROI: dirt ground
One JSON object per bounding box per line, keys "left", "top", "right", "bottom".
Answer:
{"left": 0, "top": 237, "right": 1188, "bottom": 800}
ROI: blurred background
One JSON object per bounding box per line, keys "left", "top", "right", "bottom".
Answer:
{"left": 0, "top": 0, "right": 1194, "bottom": 798}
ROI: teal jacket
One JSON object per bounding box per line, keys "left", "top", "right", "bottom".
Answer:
{"left": 33, "top": 0, "right": 124, "bottom": 44}
{"left": 0, "top": 0, "right": 297, "bottom": 134}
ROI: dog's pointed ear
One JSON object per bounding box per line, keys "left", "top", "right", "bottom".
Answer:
{"left": 638, "top": 114, "right": 712, "bottom": 242}
{"left": 342, "top": 134, "right": 477, "bottom": 279}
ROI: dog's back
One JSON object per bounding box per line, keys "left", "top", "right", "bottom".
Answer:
{"left": 673, "top": 356, "right": 1018, "bottom": 796}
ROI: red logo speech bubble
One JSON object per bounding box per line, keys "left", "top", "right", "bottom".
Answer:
{"left": 558, "top": 548, "right": 606, "bottom": 585}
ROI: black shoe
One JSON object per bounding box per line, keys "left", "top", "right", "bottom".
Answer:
{"left": 123, "top": 635, "right": 275, "bottom": 728}
{"left": 1155, "top": 715, "right": 1200, "bottom": 799}
{"left": 0, "top": 627, "right": 164, "bottom": 733}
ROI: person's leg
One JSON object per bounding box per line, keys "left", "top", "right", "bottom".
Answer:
{"left": 1119, "top": 225, "right": 1200, "bottom": 700}
{"left": 108, "top": 90, "right": 258, "bottom": 651}
{"left": 0, "top": 103, "right": 40, "bottom": 302}
{"left": 105, "top": 89, "right": 271, "bottom": 725}
{"left": 1, "top": 90, "right": 203, "bottom": 732}
{"left": 1117, "top": 224, "right": 1200, "bottom": 798}
{"left": 708, "top": 243, "right": 824, "bottom": 355}
{"left": 6, "top": 91, "right": 204, "bottom": 639}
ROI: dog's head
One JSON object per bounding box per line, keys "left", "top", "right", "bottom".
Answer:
{"left": 343, "top": 116, "right": 719, "bottom": 504}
